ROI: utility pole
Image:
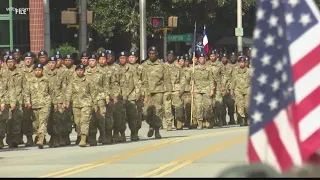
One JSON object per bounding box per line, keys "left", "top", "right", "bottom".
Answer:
{"left": 139, "top": 0, "right": 147, "bottom": 61}
{"left": 79, "top": 0, "right": 87, "bottom": 53}
{"left": 236, "top": 0, "right": 243, "bottom": 53}
{"left": 163, "top": 29, "right": 168, "bottom": 61}
{"left": 43, "top": 0, "right": 50, "bottom": 55}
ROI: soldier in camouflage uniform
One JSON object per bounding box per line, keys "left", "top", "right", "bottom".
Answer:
{"left": 85, "top": 54, "right": 108, "bottom": 146}
{"left": 127, "top": 51, "right": 143, "bottom": 135}
{"left": 60, "top": 54, "right": 75, "bottom": 145}
{"left": 5, "top": 55, "right": 24, "bottom": 148}
{"left": 0, "top": 66, "right": 15, "bottom": 149}
{"left": 141, "top": 46, "right": 172, "bottom": 138}
{"left": 80, "top": 52, "right": 89, "bottom": 66}
{"left": 12, "top": 48, "right": 23, "bottom": 69}
{"left": 191, "top": 53, "right": 214, "bottom": 130}
{"left": 230, "top": 57, "right": 250, "bottom": 126}
{"left": 206, "top": 51, "right": 224, "bottom": 127}
{"left": 38, "top": 50, "right": 48, "bottom": 67}
{"left": 23, "top": 64, "right": 52, "bottom": 149}
{"left": 44, "top": 56, "right": 65, "bottom": 148}
{"left": 21, "top": 52, "right": 36, "bottom": 146}
{"left": 165, "top": 52, "right": 185, "bottom": 131}
{"left": 221, "top": 53, "right": 236, "bottom": 125}
{"left": 63, "top": 64, "right": 95, "bottom": 147}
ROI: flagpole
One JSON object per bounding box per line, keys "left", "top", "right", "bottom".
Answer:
{"left": 190, "top": 22, "right": 196, "bottom": 126}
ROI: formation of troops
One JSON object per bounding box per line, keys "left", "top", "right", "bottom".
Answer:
{"left": 0, "top": 46, "right": 251, "bottom": 149}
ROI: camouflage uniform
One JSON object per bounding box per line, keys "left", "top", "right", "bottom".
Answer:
{"left": 64, "top": 67, "right": 95, "bottom": 147}
{"left": 5, "top": 56, "right": 24, "bottom": 148}
{"left": 141, "top": 47, "right": 172, "bottom": 138}
{"left": 85, "top": 60, "right": 108, "bottom": 146}
{"left": 24, "top": 65, "right": 52, "bottom": 149}
{"left": 231, "top": 65, "right": 250, "bottom": 126}
{"left": 192, "top": 61, "right": 214, "bottom": 129}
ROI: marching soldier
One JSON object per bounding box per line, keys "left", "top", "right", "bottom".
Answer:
{"left": 5, "top": 55, "right": 24, "bottom": 148}
{"left": 191, "top": 53, "right": 214, "bottom": 130}
{"left": 85, "top": 54, "right": 108, "bottom": 146}
{"left": 221, "top": 53, "right": 236, "bottom": 125}
{"left": 63, "top": 64, "right": 95, "bottom": 147}
{"left": 44, "top": 56, "right": 65, "bottom": 148}
{"left": 80, "top": 52, "right": 89, "bottom": 66}
{"left": 23, "top": 63, "right": 52, "bottom": 149}
{"left": 206, "top": 51, "right": 224, "bottom": 127}
{"left": 230, "top": 57, "right": 250, "bottom": 126}
{"left": 21, "top": 52, "right": 36, "bottom": 146}
{"left": 1, "top": 49, "right": 11, "bottom": 69}
{"left": 12, "top": 48, "right": 23, "bottom": 69}
{"left": 38, "top": 50, "right": 48, "bottom": 67}
{"left": 141, "top": 46, "right": 172, "bottom": 138}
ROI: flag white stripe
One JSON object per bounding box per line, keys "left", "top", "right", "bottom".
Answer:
{"left": 274, "top": 110, "right": 302, "bottom": 166}
{"left": 294, "top": 63, "right": 320, "bottom": 104}
{"left": 289, "top": 24, "right": 320, "bottom": 66}
{"left": 203, "top": 35, "right": 208, "bottom": 46}
{"left": 299, "top": 105, "right": 320, "bottom": 141}
{"left": 251, "top": 130, "right": 281, "bottom": 172}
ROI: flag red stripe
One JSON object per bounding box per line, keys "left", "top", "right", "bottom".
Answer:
{"left": 265, "top": 122, "right": 293, "bottom": 172}
{"left": 300, "top": 129, "right": 320, "bottom": 161}
{"left": 248, "top": 139, "right": 260, "bottom": 163}
{"left": 295, "top": 87, "right": 320, "bottom": 122}
{"left": 292, "top": 44, "right": 320, "bottom": 82}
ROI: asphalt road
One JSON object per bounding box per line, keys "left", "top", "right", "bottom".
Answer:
{"left": 0, "top": 121, "right": 249, "bottom": 178}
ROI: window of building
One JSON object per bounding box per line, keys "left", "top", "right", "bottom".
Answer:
{"left": 0, "top": 20, "right": 10, "bottom": 45}
{"left": 0, "top": 0, "right": 9, "bottom": 14}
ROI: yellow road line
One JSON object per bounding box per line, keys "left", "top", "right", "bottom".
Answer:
{"left": 136, "top": 136, "right": 246, "bottom": 178}
{"left": 40, "top": 129, "right": 246, "bottom": 178}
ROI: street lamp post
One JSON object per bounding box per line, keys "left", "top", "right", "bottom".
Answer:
{"left": 237, "top": 0, "right": 243, "bottom": 54}
{"left": 139, "top": 0, "right": 147, "bottom": 61}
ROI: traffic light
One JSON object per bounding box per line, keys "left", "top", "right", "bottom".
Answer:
{"left": 152, "top": 17, "right": 164, "bottom": 28}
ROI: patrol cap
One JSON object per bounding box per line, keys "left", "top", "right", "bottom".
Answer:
{"left": 238, "top": 57, "right": 245, "bottom": 62}
{"left": 48, "top": 55, "right": 57, "bottom": 62}
{"left": 119, "top": 51, "right": 128, "bottom": 57}
{"left": 105, "top": 50, "right": 115, "bottom": 56}
{"left": 99, "top": 52, "right": 107, "bottom": 58}
{"left": 2, "top": 49, "right": 11, "bottom": 56}
{"left": 80, "top": 52, "right": 88, "bottom": 58}
{"left": 7, "top": 55, "right": 15, "bottom": 61}
{"left": 12, "top": 48, "right": 20, "bottom": 54}
{"left": 245, "top": 57, "right": 249, "bottom": 62}
{"left": 209, "top": 50, "right": 216, "bottom": 55}
{"left": 129, "top": 51, "right": 138, "bottom": 57}
{"left": 238, "top": 51, "right": 244, "bottom": 57}
{"left": 89, "top": 54, "right": 97, "bottom": 60}
{"left": 64, "top": 54, "right": 72, "bottom": 59}
{"left": 33, "top": 63, "right": 44, "bottom": 70}
{"left": 38, "top": 50, "right": 48, "bottom": 57}
{"left": 176, "top": 56, "right": 184, "bottom": 60}
{"left": 56, "top": 51, "right": 61, "bottom": 55}
{"left": 167, "top": 50, "right": 174, "bottom": 56}
{"left": 55, "top": 54, "right": 62, "bottom": 59}
{"left": 222, "top": 53, "right": 227, "bottom": 58}
{"left": 183, "top": 53, "right": 190, "bottom": 59}
{"left": 75, "top": 64, "right": 86, "bottom": 71}
{"left": 148, "top": 46, "right": 157, "bottom": 53}
{"left": 24, "top": 52, "right": 34, "bottom": 58}
{"left": 197, "top": 53, "right": 205, "bottom": 58}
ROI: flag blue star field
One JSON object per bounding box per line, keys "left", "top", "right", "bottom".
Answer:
{"left": 248, "top": 0, "right": 320, "bottom": 173}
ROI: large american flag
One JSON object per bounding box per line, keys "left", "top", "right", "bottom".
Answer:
{"left": 248, "top": 0, "right": 320, "bottom": 173}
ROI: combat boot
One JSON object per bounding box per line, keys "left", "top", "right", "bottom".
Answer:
{"left": 59, "top": 134, "right": 66, "bottom": 146}
{"left": 130, "top": 130, "right": 139, "bottom": 141}
{"left": 167, "top": 123, "right": 172, "bottom": 131}
{"left": 228, "top": 115, "right": 236, "bottom": 125}
{"left": 75, "top": 136, "right": 81, "bottom": 145}
{"left": 154, "top": 129, "right": 161, "bottom": 139}
{"left": 64, "top": 134, "right": 71, "bottom": 145}
{"left": 79, "top": 135, "right": 87, "bottom": 147}
{"left": 25, "top": 135, "right": 34, "bottom": 147}
{"left": 19, "top": 133, "right": 24, "bottom": 145}
{"left": 0, "top": 137, "right": 4, "bottom": 149}
{"left": 99, "top": 132, "right": 108, "bottom": 145}
{"left": 6, "top": 134, "right": 12, "bottom": 146}
{"left": 197, "top": 121, "right": 203, "bottom": 130}
{"left": 105, "top": 131, "right": 113, "bottom": 144}
{"left": 239, "top": 117, "right": 245, "bottom": 126}
{"left": 176, "top": 120, "right": 183, "bottom": 130}
{"left": 37, "top": 134, "right": 45, "bottom": 149}
{"left": 34, "top": 136, "right": 38, "bottom": 145}
{"left": 89, "top": 133, "right": 97, "bottom": 146}
{"left": 52, "top": 135, "right": 60, "bottom": 148}
{"left": 9, "top": 134, "right": 19, "bottom": 148}
{"left": 113, "top": 131, "right": 121, "bottom": 143}
{"left": 147, "top": 127, "right": 154, "bottom": 138}
{"left": 120, "top": 132, "right": 126, "bottom": 142}
{"left": 48, "top": 136, "right": 53, "bottom": 148}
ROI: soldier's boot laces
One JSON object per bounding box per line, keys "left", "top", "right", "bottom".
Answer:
{"left": 25, "top": 135, "right": 34, "bottom": 147}
{"left": 154, "top": 129, "right": 161, "bottom": 139}
{"left": 19, "top": 134, "right": 24, "bottom": 145}
{"left": 120, "top": 132, "right": 126, "bottom": 142}
{"left": 37, "top": 134, "right": 45, "bottom": 149}
{"left": 113, "top": 132, "right": 121, "bottom": 143}
{"left": 9, "top": 134, "right": 19, "bottom": 148}
{"left": 147, "top": 128, "right": 154, "bottom": 138}
{"left": 75, "top": 135, "right": 81, "bottom": 145}
{"left": 197, "top": 121, "right": 203, "bottom": 130}
{"left": 52, "top": 135, "right": 60, "bottom": 148}
{"left": 59, "top": 134, "right": 66, "bottom": 146}
{"left": 79, "top": 135, "right": 87, "bottom": 147}
{"left": 64, "top": 134, "right": 71, "bottom": 145}
{"left": 167, "top": 124, "right": 172, "bottom": 131}
{"left": 105, "top": 131, "right": 113, "bottom": 144}
{"left": 130, "top": 130, "right": 139, "bottom": 141}
{"left": 89, "top": 133, "right": 97, "bottom": 146}
{"left": 0, "top": 137, "right": 4, "bottom": 149}
{"left": 176, "top": 120, "right": 183, "bottom": 130}
{"left": 99, "top": 132, "right": 108, "bottom": 145}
